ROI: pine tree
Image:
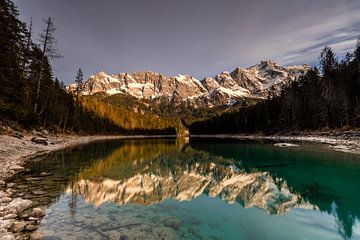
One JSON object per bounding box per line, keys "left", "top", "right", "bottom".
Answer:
{"left": 75, "top": 68, "right": 84, "bottom": 94}
{"left": 0, "top": 0, "right": 27, "bottom": 118}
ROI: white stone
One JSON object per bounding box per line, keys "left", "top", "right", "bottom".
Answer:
{"left": 0, "top": 233, "right": 15, "bottom": 240}
{"left": 273, "top": 143, "right": 299, "bottom": 147}
{"left": 6, "top": 198, "right": 32, "bottom": 213}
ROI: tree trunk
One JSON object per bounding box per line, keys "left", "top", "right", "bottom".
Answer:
{"left": 34, "top": 18, "right": 50, "bottom": 113}
{"left": 62, "top": 110, "right": 68, "bottom": 133}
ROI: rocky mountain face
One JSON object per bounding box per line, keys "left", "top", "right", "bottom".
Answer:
{"left": 68, "top": 61, "right": 310, "bottom": 109}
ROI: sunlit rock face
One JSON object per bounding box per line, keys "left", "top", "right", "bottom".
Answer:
{"left": 68, "top": 162, "right": 314, "bottom": 214}
{"left": 67, "top": 61, "right": 309, "bottom": 108}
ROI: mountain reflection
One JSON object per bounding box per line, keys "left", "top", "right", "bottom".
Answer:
{"left": 68, "top": 146, "right": 315, "bottom": 214}
{"left": 12, "top": 139, "right": 360, "bottom": 240}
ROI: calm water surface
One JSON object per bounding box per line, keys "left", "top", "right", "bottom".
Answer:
{"left": 11, "top": 138, "right": 360, "bottom": 239}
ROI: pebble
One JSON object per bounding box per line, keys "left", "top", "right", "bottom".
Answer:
{"left": 31, "top": 208, "right": 45, "bottom": 218}
{"left": 2, "top": 214, "right": 17, "bottom": 220}
{"left": 0, "top": 197, "right": 12, "bottom": 203}
{"left": 108, "top": 230, "right": 121, "bottom": 239}
{"left": 30, "top": 231, "right": 43, "bottom": 240}
{"left": 9, "top": 166, "right": 24, "bottom": 171}
{"left": 6, "top": 183, "right": 15, "bottom": 188}
{"left": 11, "top": 221, "right": 27, "bottom": 232}
{"left": 6, "top": 198, "right": 33, "bottom": 213}
{"left": 0, "top": 234, "right": 15, "bottom": 240}
{"left": 0, "top": 219, "right": 14, "bottom": 229}
{"left": 25, "top": 224, "right": 38, "bottom": 231}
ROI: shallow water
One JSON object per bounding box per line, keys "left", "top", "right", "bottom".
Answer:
{"left": 11, "top": 138, "right": 360, "bottom": 239}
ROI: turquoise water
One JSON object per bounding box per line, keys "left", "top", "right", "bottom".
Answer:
{"left": 12, "top": 138, "right": 360, "bottom": 239}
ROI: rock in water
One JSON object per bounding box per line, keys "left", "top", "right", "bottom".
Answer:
{"left": 273, "top": 143, "right": 299, "bottom": 147}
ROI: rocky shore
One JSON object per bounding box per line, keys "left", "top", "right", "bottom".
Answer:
{"left": 191, "top": 130, "right": 360, "bottom": 154}
{"left": 0, "top": 132, "right": 167, "bottom": 239}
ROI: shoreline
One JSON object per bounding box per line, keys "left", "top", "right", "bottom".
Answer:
{"left": 1, "top": 131, "right": 360, "bottom": 181}
{"left": 0, "top": 134, "right": 176, "bottom": 181}
{"left": 190, "top": 133, "right": 360, "bottom": 154}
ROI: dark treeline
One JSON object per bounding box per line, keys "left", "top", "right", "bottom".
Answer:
{"left": 190, "top": 43, "right": 360, "bottom": 134}
{"left": 0, "top": 0, "right": 175, "bottom": 135}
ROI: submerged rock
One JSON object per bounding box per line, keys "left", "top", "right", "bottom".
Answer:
{"left": 273, "top": 143, "right": 299, "bottom": 147}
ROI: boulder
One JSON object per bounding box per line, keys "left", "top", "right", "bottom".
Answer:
{"left": 31, "top": 137, "right": 48, "bottom": 145}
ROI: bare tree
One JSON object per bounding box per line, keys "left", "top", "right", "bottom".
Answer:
{"left": 34, "top": 17, "right": 62, "bottom": 113}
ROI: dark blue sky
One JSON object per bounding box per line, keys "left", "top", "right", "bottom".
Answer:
{"left": 14, "top": 0, "right": 360, "bottom": 84}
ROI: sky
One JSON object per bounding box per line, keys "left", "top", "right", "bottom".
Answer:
{"left": 14, "top": 0, "right": 360, "bottom": 84}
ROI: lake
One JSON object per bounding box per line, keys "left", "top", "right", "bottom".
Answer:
{"left": 10, "top": 138, "right": 360, "bottom": 239}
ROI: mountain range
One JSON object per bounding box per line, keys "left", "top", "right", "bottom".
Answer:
{"left": 68, "top": 61, "right": 310, "bottom": 109}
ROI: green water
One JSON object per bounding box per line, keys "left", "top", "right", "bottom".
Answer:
{"left": 11, "top": 138, "right": 360, "bottom": 239}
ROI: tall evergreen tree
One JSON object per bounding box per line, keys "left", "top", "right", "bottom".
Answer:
{"left": 0, "top": 0, "right": 27, "bottom": 118}
{"left": 75, "top": 68, "right": 84, "bottom": 94}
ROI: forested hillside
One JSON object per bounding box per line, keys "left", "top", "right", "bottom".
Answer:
{"left": 0, "top": 0, "right": 175, "bottom": 135}
{"left": 190, "top": 44, "right": 360, "bottom": 134}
